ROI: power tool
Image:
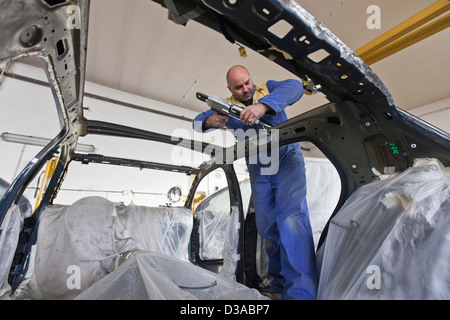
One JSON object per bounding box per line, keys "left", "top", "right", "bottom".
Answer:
{"left": 196, "top": 92, "right": 271, "bottom": 128}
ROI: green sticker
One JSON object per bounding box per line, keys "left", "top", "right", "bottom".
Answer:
{"left": 390, "top": 142, "right": 399, "bottom": 155}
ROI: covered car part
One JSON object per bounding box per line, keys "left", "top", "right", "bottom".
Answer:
{"left": 194, "top": 157, "right": 340, "bottom": 285}
{"left": 0, "top": 179, "right": 31, "bottom": 299}
{"left": 12, "top": 196, "right": 266, "bottom": 299}
{"left": 0, "top": 206, "right": 22, "bottom": 299}
{"left": 75, "top": 250, "right": 267, "bottom": 300}
{"left": 196, "top": 158, "right": 340, "bottom": 259}
{"left": 196, "top": 180, "right": 251, "bottom": 262}
{"left": 317, "top": 159, "right": 450, "bottom": 299}
{"left": 13, "top": 196, "right": 194, "bottom": 299}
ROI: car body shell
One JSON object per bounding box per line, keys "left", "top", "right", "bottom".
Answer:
{"left": 0, "top": 0, "right": 449, "bottom": 296}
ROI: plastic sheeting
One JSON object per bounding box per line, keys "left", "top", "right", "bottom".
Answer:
{"left": 196, "top": 180, "right": 251, "bottom": 261}
{"left": 304, "top": 157, "right": 342, "bottom": 248}
{"left": 219, "top": 205, "right": 241, "bottom": 280}
{"left": 194, "top": 157, "right": 341, "bottom": 283}
{"left": 195, "top": 158, "right": 341, "bottom": 262}
{"left": 75, "top": 250, "right": 268, "bottom": 300}
{"left": 14, "top": 196, "right": 194, "bottom": 300}
{"left": 2, "top": 157, "right": 341, "bottom": 299}
{"left": 0, "top": 181, "right": 31, "bottom": 299}
{"left": 0, "top": 205, "right": 22, "bottom": 299}
{"left": 318, "top": 159, "right": 450, "bottom": 299}
{"left": 11, "top": 196, "right": 266, "bottom": 300}
{"left": 116, "top": 202, "right": 193, "bottom": 261}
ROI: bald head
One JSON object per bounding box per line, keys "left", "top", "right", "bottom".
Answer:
{"left": 226, "top": 65, "right": 249, "bottom": 85}
{"left": 226, "top": 65, "right": 254, "bottom": 102}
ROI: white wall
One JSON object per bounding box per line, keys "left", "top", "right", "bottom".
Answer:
{"left": 0, "top": 62, "right": 239, "bottom": 207}
{"left": 407, "top": 98, "right": 450, "bottom": 134}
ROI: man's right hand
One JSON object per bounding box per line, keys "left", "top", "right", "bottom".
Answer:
{"left": 204, "top": 113, "right": 228, "bottom": 129}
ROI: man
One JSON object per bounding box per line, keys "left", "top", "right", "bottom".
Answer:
{"left": 193, "top": 65, "right": 317, "bottom": 300}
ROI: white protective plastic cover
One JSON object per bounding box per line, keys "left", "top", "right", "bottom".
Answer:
{"left": 318, "top": 159, "right": 450, "bottom": 299}
{"left": 195, "top": 157, "right": 341, "bottom": 262}
{"left": 11, "top": 196, "right": 267, "bottom": 300}
{"left": 194, "top": 157, "right": 341, "bottom": 283}
{"left": 14, "top": 197, "right": 195, "bottom": 299}
{"left": 0, "top": 205, "right": 22, "bottom": 299}
{"left": 75, "top": 250, "right": 267, "bottom": 300}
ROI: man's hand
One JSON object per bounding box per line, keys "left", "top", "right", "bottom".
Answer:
{"left": 240, "top": 103, "right": 271, "bottom": 126}
{"left": 204, "top": 112, "right": 229, "bottom": 129}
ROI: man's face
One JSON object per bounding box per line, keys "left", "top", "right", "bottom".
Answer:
{"left": 227, "top": 67, "right": 255, "bottom": 102}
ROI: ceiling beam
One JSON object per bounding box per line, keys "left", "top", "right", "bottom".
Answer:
{"left": 356, "top": 0, "right": 450, "bottom": 64}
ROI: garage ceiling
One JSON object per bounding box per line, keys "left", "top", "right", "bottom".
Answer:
{"left": 85, "top": 0, "right": 449, "bottom": 118}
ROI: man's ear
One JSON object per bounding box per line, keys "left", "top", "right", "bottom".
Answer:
{"left": 227, "top": 85, "right": 231, "bottom": 94}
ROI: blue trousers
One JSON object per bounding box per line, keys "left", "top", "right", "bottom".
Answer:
{"left": 247, "top": 145, "right": 318, "bottom": 299}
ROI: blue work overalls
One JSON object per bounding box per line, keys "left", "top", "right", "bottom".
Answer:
{"left": 194, "top": 79, "right": 318, "bottom": 299}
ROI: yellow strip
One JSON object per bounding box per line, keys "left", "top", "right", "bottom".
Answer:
{"left": 363, "top": 13, "right": 450, "bottom": 65}
{"left": 356, "top": 0, "right": 450, "bottom": 59}
{"left": 34, "top": 156, "right": 59, "bottom": 212}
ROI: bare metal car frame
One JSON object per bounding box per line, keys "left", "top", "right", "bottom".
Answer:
{"left": 0, "top": 0, "right": 449, "bottom": 293}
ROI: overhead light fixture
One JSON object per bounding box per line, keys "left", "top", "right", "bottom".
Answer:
{"left": 1, "top": 132, "right": 96, "bottom": 153}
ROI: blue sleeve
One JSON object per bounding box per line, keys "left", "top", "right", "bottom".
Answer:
{"left": 259, "top": 79, "right": 304, "bottom": 113}
{"left": 193, "top": 108, "right": 216, "bottom": 133}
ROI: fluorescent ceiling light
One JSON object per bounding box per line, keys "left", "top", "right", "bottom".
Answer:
{"left": 1, "top": 132, "right": 96, "bottom": 153}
